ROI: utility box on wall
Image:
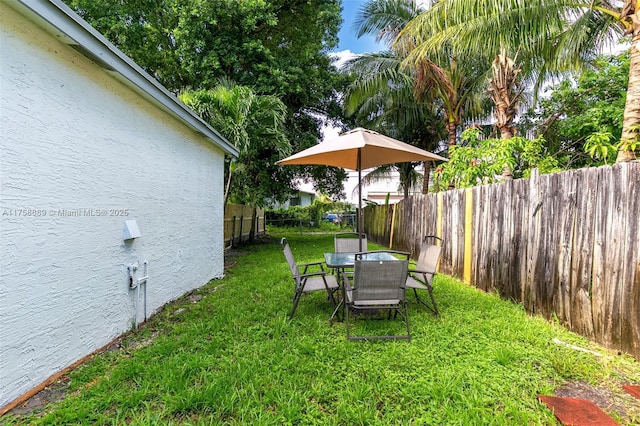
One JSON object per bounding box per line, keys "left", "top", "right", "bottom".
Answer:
{"left": 123, "top": 219, "right": 141, "bottom": 240}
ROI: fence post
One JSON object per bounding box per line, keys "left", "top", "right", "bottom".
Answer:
{"left": 464, "top": 188, "right": 473, "bottom": 284}
{"left": 389, "top": 203, "right": 397, "bottom": 249}
{"left": 437, "top": 192, "right": 443, "bottom": 240}
{"left": 231, "top": 216, "right": 236, "bottom": 247}
{"left": 250, "top": 208, "right": 256, "bottom": 242}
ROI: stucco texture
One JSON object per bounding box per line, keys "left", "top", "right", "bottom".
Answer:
{"left": 0, "top": 5, "right": 226, "bottom": 407}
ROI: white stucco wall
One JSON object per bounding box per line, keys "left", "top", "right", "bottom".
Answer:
{"left": 0, "top": 5, "right": 226, "bottom": 407}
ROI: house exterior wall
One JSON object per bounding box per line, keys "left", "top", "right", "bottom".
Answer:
{"left": 343, "top": 170, "right": 418, "bottom": 207}
{"left": 0, "top": 5, "right": 226, "bottom": 408}
{"left": 298, "top": 192, "right": 314, "bottom": 207}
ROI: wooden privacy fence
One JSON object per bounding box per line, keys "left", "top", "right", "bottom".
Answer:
{"left": 224, "top": 203, "right": 265, "bottom": 248}
{"left": 364, "top": 162, "right": 639, "bottom": 360}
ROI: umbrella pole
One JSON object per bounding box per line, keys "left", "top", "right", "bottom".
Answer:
{"left": 358, "top": 149, "right": 363, "bottom": 252}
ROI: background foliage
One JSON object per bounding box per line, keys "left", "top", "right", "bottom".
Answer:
{"left": 66, "top": 0, "right": 349, "bottom": 204}
{"left": 521, "top": 52, "right": 629, "bottom": 168}
{"left": 435, "top": 128, "right": 560, "bottom": 189}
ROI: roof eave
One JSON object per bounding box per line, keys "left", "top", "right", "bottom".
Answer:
{"left": 8, "top": 0, "right": 239, "bottom": 158}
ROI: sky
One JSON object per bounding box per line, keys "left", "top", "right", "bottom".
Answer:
{"left": 321, "top": 1, "right": 384, "bottom": 143}
{"left": 335, "top": 0, "right": 383, "bottom": 56}
{"left": 333, "top": 1, "right": 430, "bottom": 58}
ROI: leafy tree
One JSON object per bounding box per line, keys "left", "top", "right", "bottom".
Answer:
{"left": 435, "top": 128, "right": 560, "bottom": 190}
{"left": 397, "top": 0, "right": 638, "bottom": 162}
{"left": 66, "top": 0, "right": 348, "bottom": 201}
{"left": 520, "top": 53, "right": 628, "bottom": 168}
{"left": 180, "top": 79, "right": 291, "bottom": 207}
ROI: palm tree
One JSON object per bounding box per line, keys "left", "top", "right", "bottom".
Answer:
{"left": 342, "top": 50, "right": 445, "bottom": 193}
{"left": 399, "top": 0, "right": 638, "bottom": 162}
{"left": 180, "top": 78, "right": 291, "bottom": 205}
{"left": 345, "top": 0, "right": 490, "bottom": 191}
{"left": 487, "top": 50, "right": 524, "bottom": 141}
{"left": 355, "top": 0, "right": 488, "bottom": 149}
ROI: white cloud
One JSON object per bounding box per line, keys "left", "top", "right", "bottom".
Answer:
{"left": 330, "top": 49, "right": 358, "bottom": 70}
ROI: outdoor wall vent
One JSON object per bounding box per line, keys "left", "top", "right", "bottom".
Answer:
{"left": 123, "top": 219, "right": 141, "bottom": 240}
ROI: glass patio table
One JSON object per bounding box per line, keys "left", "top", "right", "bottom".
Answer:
{"left": 323, "top": 251, "right": 399, "bottom": 269}
{"left": 324, "top": 251, "right": 406, "bottom": 321}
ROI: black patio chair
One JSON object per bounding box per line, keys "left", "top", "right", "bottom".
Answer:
{"left": 406, "top": 235, "right": 442, "bottom": 316}
{"left": 334, "top": 232, "right": 368, "bottom": 253}
{"left": 281, "top": 237, "right": 339, "bottom": 319}
{"left": 342, "top": 251, "right": 410, "bottom": 341}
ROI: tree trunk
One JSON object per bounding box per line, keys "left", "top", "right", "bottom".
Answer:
{"left": 446, "top": 120, "right": 457, "bottom": 148}
{"left": 618, "top": 30, "right": 640, "bottom": 162}
{"left": 422, "top": 161, "right": 432, "bottom": 194}
{"left": 223, "top": 169, "right": 233, "bottom": 208}
{"left": 499, "top": 126, "right": 515, "bottom": 139}
{"left": 487, "top": 51, "right": 520, "bottom": 178}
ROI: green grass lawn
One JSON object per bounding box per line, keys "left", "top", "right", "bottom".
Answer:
{"left": 6, "top": 231, "right": 639, "bottom": 425}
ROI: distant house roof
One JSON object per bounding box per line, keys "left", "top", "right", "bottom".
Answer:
{"left": 8, "top": 0, "right": 238, "bottom": 158}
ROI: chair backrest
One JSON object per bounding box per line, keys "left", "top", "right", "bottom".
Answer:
{"left": 334, "top": 232, "right": 367, "bottom": 253}
{"left": 280, "top": 238, "right": 299, "bottom": 279}
{"left": 416, "top": 235, "right": 443, "bottom": 278}
{"left": 352, "top": 253, "right": 408, "bottom": 303}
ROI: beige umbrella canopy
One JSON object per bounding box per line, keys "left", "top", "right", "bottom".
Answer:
{"left": 277, "top": 128, "right": 447, "bottom": 249}
{"left": 277, "top": 127, "right": 447, "bottom": 170}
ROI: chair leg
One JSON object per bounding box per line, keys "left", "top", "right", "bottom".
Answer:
{"left": 403, "top": 302, "right": 411, "bottom": 340}
{"left": 413, "top": 288, "right": 438, "bottom": 316}
{"left": 427, "top": 287, "right": 439, "bottom": 316}
{"left": 345, "top": 303, "right": 351, "bottom": 340}
{"left": 330, "top": 299, "right": 343, "bottom": 322}
{"left": 326, "top": 287, "right": 337, "bottom": 308}
{"left": 289, "top": 291, "right": 302, "bottom": 319}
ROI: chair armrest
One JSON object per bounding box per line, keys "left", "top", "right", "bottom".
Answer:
{"left": 300, "top": 261, "right": 325, "bottom": 274}
{"left": 342, "top": 271, "right": 353, "bottom": 290}
{"left": 299, "top": 270, "right": 327, "bottom": 279}
{"left": 407, "top": 270, "right": 435, "bottom": 288}
{"left": 409, "top": 268, "right": 436, "bottom": 275}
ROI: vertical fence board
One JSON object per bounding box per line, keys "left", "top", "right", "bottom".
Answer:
{"left": 620, "top": 162, "right": 640, "bottom": 356}
{"left": 546, "top": 173, "right": 563, "bottom": 319}
{"left": 525, "top": 169, "right": 541, "bottom": 312}
{"left": 497, "top": 179, "right": 512, "bottom": 298}
{"left": 591, "top": 167, "right": 608, "bottom": 344}
{"left": 478, "top": 184, "right": 493, "bottom": 292}
{"left": 448, "top": 190, "right": 462, "bottom": 280}
{"left": 471, "top": 185, "right": 482, "bottom": 290}
{"left": 555, "top": 171, "right": 577, "bottom": 327}
{"left": 569, "top": 168, "right": 596, "bottom": 338}
{"left": 513, "top": 179, "right": 528, "bottom": 305}
{"left": 440, "top": 192, "right": 452, "bottom": 275}
{"left": 457, "top": 189, "right": 467, "bottom": 282}
{"left": 604, "top": 164, "right": 628, "bottom": 348}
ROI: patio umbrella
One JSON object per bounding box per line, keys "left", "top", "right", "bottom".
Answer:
{"left": 276, "top": 127, "right": 447, "bottom": 250}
